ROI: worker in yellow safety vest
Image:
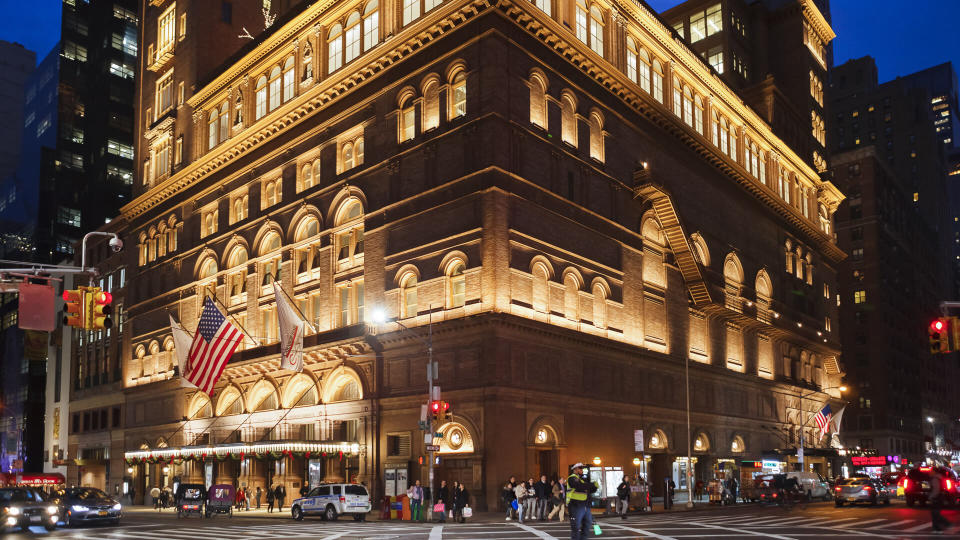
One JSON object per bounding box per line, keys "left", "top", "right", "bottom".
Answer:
{"left": 566, "top": 463, "right": 599, "bottom": 539}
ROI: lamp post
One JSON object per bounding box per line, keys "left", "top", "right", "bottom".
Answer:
{"left": 371, "top": 307, "right": 435, "bottom": 521}
{"left": 684, "top": 349, "right": 694, "bottom": 508}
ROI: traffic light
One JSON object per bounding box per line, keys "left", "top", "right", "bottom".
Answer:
{"left": 430, "top": 400, "right": 441, "bottom": 420}
{"left": 439, "top": 401, "right": 450, "bottom": 423}
{"left": 430, "top": 400, "right": 450, "bottom": 422}
{"left": 88, "top": 289, "right": 113, "bottom": 330}
{"left": 62, "top": 289, "right": 86, "bottom": 328}
{"left": 930, "top": 318, "right": 951, "bottom": 354}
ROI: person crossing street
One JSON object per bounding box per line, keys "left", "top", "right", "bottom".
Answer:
{"left": 566, "top": 462, "right": 599, "bottom": 540}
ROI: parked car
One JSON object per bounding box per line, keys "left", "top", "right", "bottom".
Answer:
{"left": 834, "top": 477, "right": 890, "bottom": 506}
{"left": 50, "top": 487, "right": 122, "bottom": 526}
{"left": 0, "top": 487, "right": 58, "bottom": 531}
{"left": 291, "top": 483, "right": 371, "bottom": 521}
{"left": 175, "top": 483, "right": 206, "bottom": 518}
{"left": 903, "top": 466, "right": 959, "bottom": 507}
{"left": 787, "top": 471, "right": 831, "bottom": 500}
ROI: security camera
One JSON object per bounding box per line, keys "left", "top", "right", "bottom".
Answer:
{"left": 109, "top": 237, "right": 124, "bottom": 253}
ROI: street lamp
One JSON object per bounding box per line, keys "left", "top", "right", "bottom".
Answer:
{"left": 370, "top": 304, "right": 436, "bottom": 521}
{"left": 592, "top": 457, "right": 602, "bottom": 466}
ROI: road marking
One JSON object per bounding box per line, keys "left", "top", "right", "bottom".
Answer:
{"left": 512, "top": 522, "right": 559, "bottom": 539}
{"left": 901, "top": 521, "right": 937, "bottom": 532}
{"left": 868, "top": 519, "right": 918, "bottom": 529}
{"left": 688, "top": 521, "right": 794, "bottom": 540}
{"left": 602, "top": 521, "right": 679, "bottom": 540}
{"left": 833, "top": 518, "right": 889, "bottom": 528}
{"left": 428, "top": 525, "right": 443, "bottom": 540}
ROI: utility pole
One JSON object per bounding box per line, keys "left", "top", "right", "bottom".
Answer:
{"left": 425, "top": 307, "right": 434, "bottom": 521}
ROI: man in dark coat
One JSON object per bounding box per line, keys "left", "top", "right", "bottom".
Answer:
{"left": 436, "top": 480, "right": 449, "bottom": 522}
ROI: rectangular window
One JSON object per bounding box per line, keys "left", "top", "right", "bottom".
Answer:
{"left": 109, "top": 61, "right": 134, "bottom": 79}
{"left": 61, "top": 40, "right": 88, "bottom": 62}
{"left": 179, "top": 13, "right": 186, "bottom": 39}
{"left": 153, "top": 137, "right": 172, "bottom": 179}
{"left": 854, "top": 290, "right": 866, "bottom": 304}
{"left": 672, "top": 21, "right": 684, "bottom": 40}
{"left": 707, "top": 47, "right": 724, "bottom": 74}
{"left": 401, "top": 105, "right": 415, "bottom": 142}
{"left": 155, "top": 72, "right": 174, "bottom": 116}
{"left": 403, "top": 0, "right": 419, "bottom": 26}
{"left": 689, "top": 11, "right": 706, "bottom": 42}
{"left": 705, "top": 4, "right": 722, "bottom": 35}
{"left": 57, "top": 207, "right": 81, "bottom": 228}
{"left": 157, "top": 4, "right": 177, "bottom": 54}
{"left": 107, "top": 139, "right": 135, "bottom": 159}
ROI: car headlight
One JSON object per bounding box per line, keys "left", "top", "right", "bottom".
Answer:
{"left": 6, "top": 506, "right": 21, "bottom": 516}
{"left": 112, "top": 503, "right": 122, "bottom": 510}
{"left": 46, "top": 505, "right": 58, "bottom": 515}
{"left": 71, "top": 505, "right": 90, "bottom": 512}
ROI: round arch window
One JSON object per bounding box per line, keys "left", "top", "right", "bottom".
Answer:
{"left": 536, "top": 429, "right": 548, "bottom": 444}
{"left": 449, "top": 428, "right": 464, "bottom": 449}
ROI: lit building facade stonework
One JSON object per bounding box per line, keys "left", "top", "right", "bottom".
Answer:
{"left": 119, "top": 0, "right": 844, "bottom": 508}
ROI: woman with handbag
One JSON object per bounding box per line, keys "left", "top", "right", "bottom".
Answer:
{"left": 454, "top": 482, "right": 470, "bottom": 523}
{"left": 435, "top": 480, "right": 449, "bottom": 522}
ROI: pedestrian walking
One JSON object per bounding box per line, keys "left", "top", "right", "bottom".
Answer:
{"left": 548, "top": 476, "right": 566, "bottom": 521}
{"left": 151, "top": 486, "right": 161, "bottom": 510}
{"left": 275, "top": 484, "right": 286, "bottom": 512}
{"left": 694, "top": 479, "right": 704, "bottom": 501}
{"left": 513, "top": 480, "right": 528, "bottom": 523}
{"left": 664, "top": 477, "right": 675, "bottom": 509}
{"left": 255, "top": 486, "right": 262, "bottom": 509}
{"left": 525, "top": 478, "right": 537, "bottom": 520}
{"left": 235, "top": 486, "right": 245, "bottom": 510}
{"left": 454, "top": 481, "right": 469, "bottom": 523}
{"left": 244, "top": 486, "right": 251, "bottom": 510}
{"left": 930, "top": 469, "right": 951, "bottom": 533}
{"left": 566, "top": 463, "right": 599, "bottom": 540}
{"left": 616, "top": 476, "right": 630, "bottom": 519}
{"left": 436, "top": 480, "right": 449, "bottom": 522}
{"left": 266, "top": 485, "right": 275, "bottom": 513}
{"left": 407, "top": 480, "right": 424, "bottom": 521}
{"left": 504, "top": 476, "right": 518, "bottom": 520}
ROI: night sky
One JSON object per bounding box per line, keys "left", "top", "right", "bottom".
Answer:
{"left": 0, "top": 0, "right": 957, "bottom": 83}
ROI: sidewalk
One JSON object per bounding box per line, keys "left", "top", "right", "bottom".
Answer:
{"left": 125, "top": 498, "right": 750, "bottom": 523}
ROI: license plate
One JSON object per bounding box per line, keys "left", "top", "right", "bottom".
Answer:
{"left": 29, "top": 516, "right": 41, "bottom": 522}
{"left": 923, "top": 482, "right": 931, "bottom": 489}
{"left": 98, "top": 511, "right": 108, "bottom": 516}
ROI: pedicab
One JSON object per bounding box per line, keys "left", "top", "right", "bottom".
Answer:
{"left": 205, "top": 484, "right": 235, "bottom": 518}
{"left": 175, "top": 484, "right": 206, "bottom": 518}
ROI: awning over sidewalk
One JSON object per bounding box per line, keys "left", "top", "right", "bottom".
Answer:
{"left": 124, "top": 440, "right": 362, "bottom": 464}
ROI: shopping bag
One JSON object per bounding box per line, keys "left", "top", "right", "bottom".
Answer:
{"left": 433, "top": 502, "right": 445, "bottom": 513}
{"left": 593, "top": 523, "right": 602, "bottom": 535}
{"left": 511, "top": 499, "right": 519, "bottom": 510}
{"left": 463, "top": 506, "right": 473, "bottom": 518}
{"left": 448, "top": 510, "right": 454, "bottom": 518}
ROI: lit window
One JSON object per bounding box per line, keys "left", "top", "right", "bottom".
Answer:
{"left": 450, "top": 71, "right": 467, "bottom": 119}
{"left": 652, "top": 60, "right": 663, "bottom": 103}
{"left": 626, "top": 37, "right": 638, "bottom": 83}
{"left": 261, "top": 177, "right": 282, "bottom": 209}
{"left": 328, "top": 24, "right": 343, "bottom": 73}
{"left": 282, "top": 56, "right": 295, "bottom": 102}
{"left": 589, "top": 6, "right": 604, "bottom": 56}
{"left": 705, "top": 4, "right": 722, "bottom": 35}
{"left": 255, "top": 76, "right": 267, "bottom": 120}
{"left": 638, "top": 49, "right": 651, "bottom": 93}
{"left": 854, "top": 290, "right": 866, "bottom": 304}
{"left": 575, "top": 0, "right": 588, "bottom": 44}
{"left": 448, "top": 262, "right": 466, "bottom": 308}
{"left": 403, "top": 0, "right": 419, "bottom": 26}
{"left": 345, "top": 12, "right": 362, "bottom": 64}
{"left": 707, "top": 46, "right": 723, "bottom": 74}
{"left": 268, "top": 65, "right": 281, "bottom": 111}
{"left": 532, "top": 0, "right": 550, "bottom": 16}
{"left": 401, "top": 273, "right": 418, "bottom": 318}
{"left": 689, "top": 10, "right": 706, "bottom": 42}
{"left": 155, "top": 71, "right": 174, "bottom": 117}
{"left": 399, "top": 95, "right": 416, "bottom": 142}
{"left": 157, "top": 4, "right": 176, "bottom": 54}
{"left": 363, "top": 0, "right": 379, "bottom": 51}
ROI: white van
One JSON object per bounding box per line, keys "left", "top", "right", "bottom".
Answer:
{"left": 787, "top": 471, "right": 830, "bottom": 500}
{"left": 291, "top": 483, "right": 371, "bottom": 521}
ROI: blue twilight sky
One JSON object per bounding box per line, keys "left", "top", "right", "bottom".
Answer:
{"left": 0, "top": 0, "right": 958, "bottom": 83}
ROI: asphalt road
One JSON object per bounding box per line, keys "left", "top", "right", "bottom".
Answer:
{"left": 4, "top": 500, "right": 960, "bottom": 539}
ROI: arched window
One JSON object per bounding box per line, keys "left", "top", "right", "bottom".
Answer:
{"left": 447, "top": 261, "right": 466, "bottom": 308}
{"left": 400, "top": 272, "right": 418, "bottom": 318}
{"left": 755, "top": 270, "right": 772, "bottom": 323}
{"left": 531, "top": 261, "right": 550, "bottom": 313}
{"left": 723, "top": 255, "right": 742, "bottom": 311}
{"left": 363, "top": 0, "right": 379, "bottom": 51}
{"left": 744, "top": 137, "right": 753, "bottom": 174}
{"left": 207, "top": 109, "right": 218, "bottom": 150}
{"left": 295, "top": 216, "right": 321, "bottom": 278}
{"left": 638, "top": 49, "right": 651, "bottom": 94}
{"left": 345, "top": 12, "right": 362, "bottom": 64}
{"left": 260, "top": 231, "right": 282, "bottom": 286}
{"left": 300, "top": 163, "right": 313, "bottom": 192}
{"left": 227, "top": 246, "right": 248, "bottom": 299}
{"left": 342, "top": 142, "right": 354, "bottom": 170}
{"left": 652, "top": 60, "right": 664, "bottom": 103}
{"left": 563, "top": 271, "right": 579, "bottom": 321}
{"left": 719, "top": 117, "right": 729, "bottom": 155}
{"left": 399, "top": 91, "right": 416, "bottom": 142}
{"left": 449, "top": 71, "right": 466, "bottom": 119}
{"left": 218, "top": 102, "right": 229, "bottom": 144}
{"left": 694, "top": 95, "right": 704, "bottom": 134}
{"left": 649, "top": 429, "right": 667, "bottom": 450}
{"left": 335, "top": 198, "right": 365, "bottom": 268}
{"left": 672, "top": 77, "right": 682, "bottom": 117}
{"left": 683, "top": 87, "right": 694, "bottom": 128}
{"left": 757, "top": 148, "right": 766, "bottom": 185}
{"left": 282, "top": 56, "right": 295, "bottom": 102}
{"left": 729, "top": 124, "right": 737, "bottom": 160}
{"left": 731, "top": 435, "right": 745, "bottom": 454}
{"left": 198, "top": 257, "right": 218, "bottom": 280}
{"left": 589, "top": 110, "right": 603, "bottom": 162}
{"left": 328, "top": 24, "right": 343, "bottom": 73}
{"left": 268, "top": 65, "right": 281, "bottom": 111}
{"left": 157, "top": 224, "right": 167, "bottom": 257}
{"left": 255, "top": 76, "right": 267, "bottom": 120}
{"left": 625, "top": 37, "right": 638, "bottom": 83}
{"left": 795, "top": 247, "right": 804, "bottom": 280}
{"left": 529, "top": 72, "right": 547, "bottom": 128}
{"left": 138, "top": 233, "right": 148, "bottom": 265}
{"left": 589, "top": 6, "right": 604, "bottom": 56}
{"left": 263, "top": 178, "right": 281, "bottom": 208}
{"left": 561, "top": 92, "right": 577, "bottom": 146}
{"left": 575, "top": 0, "right": 588, "bottom": 43}
{"left": 422, "top": 78, "right": 440, "bottom": 131}
{"left": 779, "top": 167, "right": 790, "bottom": 203}
{"left": 784, "top": 240, "right": 794, "bottom": 274}
{"left": 592, "top": 281, "right": 606, "bottom": 329}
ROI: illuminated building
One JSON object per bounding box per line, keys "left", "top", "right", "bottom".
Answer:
{"left": 117, "top": 0, "right": 844, "bottom": 507}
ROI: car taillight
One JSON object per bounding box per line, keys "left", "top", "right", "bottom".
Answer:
{"left": 947, "top": 479, "right": 953, "bottom": 491}
{"left": 904, "top": 478, "right": 910, "bottom": 490}
{"left": 835, "top": 487, "right": 842, "bottom": 491}
{"left": 863, "top": 486, "right": 872, "bottom": 491}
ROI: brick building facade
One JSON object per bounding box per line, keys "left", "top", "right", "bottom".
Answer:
{"left": 115, "top": 0, "right": 844, "bottom": 509}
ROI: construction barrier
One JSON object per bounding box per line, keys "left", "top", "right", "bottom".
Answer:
{"left": 380, "top": 495, "right": 410, "bottom": 520}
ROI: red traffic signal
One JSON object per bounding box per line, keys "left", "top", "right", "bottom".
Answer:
{"left": 88, "top": 288, "right": 113, "bottom": 330}
{"left": 930, "top": 318, "right": 952, "bottom": 354}
{"left": 933, "top": 320, "right": 945, "bottom": 332}
{"left": 62, "top": 289, "right": 86, "bottom": 328}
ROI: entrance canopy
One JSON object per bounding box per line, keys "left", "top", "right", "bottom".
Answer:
{"left": 0, "top": 472, "right": 66, "bottom": 486}
{"left": 124, "top": 441, "right": 362, "bottom": 464}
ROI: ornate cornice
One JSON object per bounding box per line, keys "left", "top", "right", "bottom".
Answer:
{"left": 798, "top": 0, "right": 836, "bottom": 42}
{"left": 123, "top": 0, "right": 493, "bottom": 221}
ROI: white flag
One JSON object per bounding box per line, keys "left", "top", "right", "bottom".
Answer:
{"left": 273, "top": 281, "right": 306, "bottom": 372}
{"left": 829, "top": 406, "right": 846, "bottom": 448}
{"left": 169, "top": 314, "right": 198, "bottom": 389}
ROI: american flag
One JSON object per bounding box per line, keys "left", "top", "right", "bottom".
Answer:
{"left": 815, "top": 404, "right": 832, "bottom": 441}
{"left": 186, "top": 298, "right": 241, "bottom": 395}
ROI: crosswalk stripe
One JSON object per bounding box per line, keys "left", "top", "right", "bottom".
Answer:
{"left": 834, "top": 518, "right": 888, "bottom": 528}
{"left": 512, "top": 522, "right": 559, "bottom": 539}
{"left": 429, "top": 525, "right": 444, "bottom": 540}
{"left": 688, "top": 521, "right": 795, "bottom": 540}
{"left": 869, "top": 519, "right": 918, "bottom": 530}
{"left": 602, "top": 522, "right": 679, "bottom": 540}
{"left": 901, "top": 521, "right": 936, "bottom": 532}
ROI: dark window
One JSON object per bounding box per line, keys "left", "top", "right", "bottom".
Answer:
{"left": 100, "top": 409, "right": 108, "bottom": 429}
{"left": 317, "top": 486, "right": 330, "bottom": 496}
{"left": 345, "top": 485, "right": 368, "bottom": 496}
{"left": 851, "top": 226, "right": 863, "bottom": 240}
{"left": 112, "top": 407, "right": 121, "bottom": 428}
{"left": 72, "top": 414, "right": 80, "bottom": 433}
{"left": 221, "top": 2, "right": 232, "bottom": 23}
{"left": 82, "top": 412, "right": 90, "bottom": 431}
{"left": 332, "top": 485, "right": 342, "bottom": 495}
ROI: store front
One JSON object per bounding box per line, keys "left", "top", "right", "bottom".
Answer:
{"left": 124, "top": 441, "right": 363, "bottom": 505}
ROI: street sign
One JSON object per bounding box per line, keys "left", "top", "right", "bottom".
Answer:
{"left": 434, "top": 432, "right": 443, "bottom": 438}
{"left": 426, "top": 445, "right": 440, "bottom": 452}
{"left": 634, "top": 429, "right": 644, "bottom": 452}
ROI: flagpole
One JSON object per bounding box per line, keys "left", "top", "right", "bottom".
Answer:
{"left": 270, "top": 274, "right": 317, "bottom": 333}
{"left": 208, "top": 292, "right": 260, "bottom": 348}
